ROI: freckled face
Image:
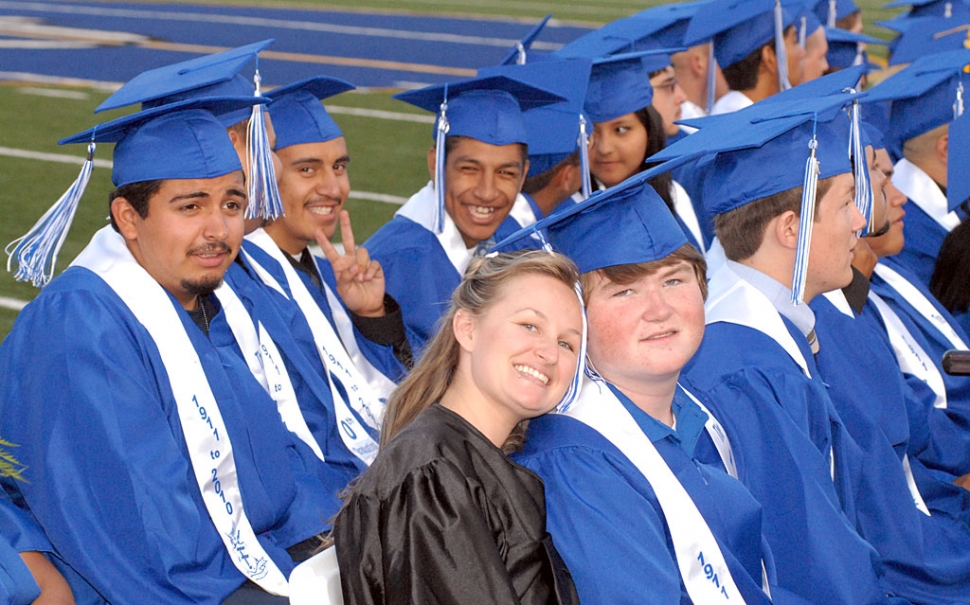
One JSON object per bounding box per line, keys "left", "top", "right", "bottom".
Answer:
{"left": 585, "top": 261, "right": 706, "bottom": 388}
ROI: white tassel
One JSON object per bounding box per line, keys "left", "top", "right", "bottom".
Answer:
{"left": 516, "top": 42, "right": 527, "bottom": 65}
{"left": 578, "top": 114, "right": 592, "bottom": 200}
{"left": 799, "top": 16, "right": 807, "bottom": 48}
{"left": 6, "top": 141, "right": 95, "bottom": 287}
{"left": 774, "top": 0, "right": 792, "bottom": 92}
{"left": 792, "top": 135, "right": 819, "bottom": 305}
{"left": 433, "top": 88, "right": 450, "bottom": 234}
{"left": 557, "top": 279, "right": 588, "bottom": 414}
{"left": 954, "top": 82, "right": 964, "bottom": 120}
{"left": 828, "top": 0, "right": 837, "bottom": 27}
{"left": 245, "top": 70, "right": 283, "bottom": 220}
{"left": 850, "top": 100, "right": 873, "bottom": 235}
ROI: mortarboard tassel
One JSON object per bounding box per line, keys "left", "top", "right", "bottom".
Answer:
{"left": 6, "top": 140, "right": 95, "bottom": 287}
{"left": 954, "top": 81, "right": 965, "bottom": 119}
{"left": 706, "top": 43, "right": 717, "bottom": 114}
{"left": 946, "top": 2, "right": 953, "bottom": 18}
{"left": 849, "top": 99, "right": 874, "bottom": 234}
{"left": 792, "top": 130, "right": 820, "bottom": 305}
{"left": 515, "top": 42, "right": 527, "bottom": 65}
{"left": 774, "top": 0, "right": 792, "bottom": 93}
{"left": 245, "top": 69, "right": 284, "bottom": 220}
{"left": 557, "top": 279, "right": 588, "bottom": 414}
{"left": 827, "top": 0, "right": 837, "bottom": 27}
{"left": 852, "top": 44, "right": 865, "bottom": 67}
{"left": 433, "top": 85, "right": 450, "bottom": 234}
{"left": 799, "top": 16, "right": 808, "bottom": 49}
{"left": 578, "top": 114, "right": 593, "bottom": 200}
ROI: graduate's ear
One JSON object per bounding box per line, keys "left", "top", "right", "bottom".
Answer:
{"left": 111, "top": 196, "right": 141, "bottom": 241}
{"left": 453, "top": 308, "right": 477, "bottom": 353}
{"left": 774, "top": 209, "right": 800, "bottom": 251}
{"left": 760, "top": 43, "right": 777, "bottom": 76}
{"left": 427, "top": 146, "right": 437, "bottom": 181}
{"left": 937, "top": 132, "right": 949, "bottom": 166}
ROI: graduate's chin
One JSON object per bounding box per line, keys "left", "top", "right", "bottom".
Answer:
{"left": 182, "top": 276, "right": 224, "bottom": 299}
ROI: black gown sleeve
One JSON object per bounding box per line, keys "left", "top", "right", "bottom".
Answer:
{"left": 334, "top": 459, "right": 522, "bottom": 605}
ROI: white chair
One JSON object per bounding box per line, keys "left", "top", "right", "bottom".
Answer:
{"left": 289, "top": 544, "right": 344, "bottom": 605}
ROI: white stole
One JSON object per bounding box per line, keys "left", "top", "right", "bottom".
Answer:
{"left": 893, "top": 158, "right": 961, "bottom": 233}
{"left": 242, "top": 229, "right": 381, "bottom": 466}
{"left": 565, "top": 377, "right": 751, "bottom": 603}
{"left": 396, "top": 180, "right": 537, "bottom": 275}
{"left": 72, "top": 227, "right": 289, "bottom": 595}
{"left": 671, "top": 181, "right": 706, "bottom": 254}
{"left": 868, "top": 290, "right": 948, "bottom": 409}
{"left": 214, "top": 283, "right": 325, "bottom": 461}
{"left": 874, "top": 263, "right": 968, "bottom": 350}
{"left": 822, "top": 292, "right": 931, "bottom": 516}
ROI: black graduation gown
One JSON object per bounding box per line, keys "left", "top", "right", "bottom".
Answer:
{"left": 334, "top": 404, "right": 577, "bottom": 605}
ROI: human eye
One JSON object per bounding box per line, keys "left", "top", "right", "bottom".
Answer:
{"left": 664, "top": 277, "right": 683, "bottom": 286}
{"left": 333, "top": 162, "right": 348, "bottom": 175}
{"left": 300, "top": 166, "right": 316, "bottom": 176}
{"left": 612, "top": 288, "right": 634, "bottom": 297}
{"left": 224, "top": 200, "right": 243, "bottom": 212}
{"left": 521, "top": 323, "right": 538, "bottom": 332}
{"left": 616, "top": 125, "right": 631, "bottom": 135}
{"left": 558, "top": 339, "right": 575, "bottom": 352}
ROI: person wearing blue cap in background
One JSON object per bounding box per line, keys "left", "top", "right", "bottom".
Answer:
{"left": 583, "top": 51, "right": 708, "bottom": 253}
{"left": 686, "top": 0, "right": 806, "bottom": 115}
{"left": 362, "top": 75, "right": 563, "bottom": 352}
{"left": 504, "top": 178, "right": 778, "bottom": 605}
{"left": 798, "top": 7, "right": 831, "bottom": 83}
{"left": 477, "top": 57, "right": 595, "bottom": 219}
{"left": 1, "top": 99, "right": 336, "bottom": 604}
{"left": 662, "top": 98, "right": 902, "bottom": 602}
{"left": 864, "top": 48, "right": 970, "bottom": 286}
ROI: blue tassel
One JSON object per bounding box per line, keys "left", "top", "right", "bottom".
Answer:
{"left": 578, "top": 114, "right": 592, "bottom": 200}
{"left": 774, "top": 0, "right": 791, "bottom": 92}
{"left": 6, "top": 141, "right": 95, "bottom": 287}
{"left": 792, "top": 135, "right": 819, "bottom": 305}
{"left": 434, "top": 85, "right": 450, "bottom": 234}
{"left": 245, "top": 70, "right": 283, "bottom": 220}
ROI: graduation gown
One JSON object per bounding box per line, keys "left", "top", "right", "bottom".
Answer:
{"left": 892, "top": 158, "right": 963, "bottom": 286}
{"left": 334, "top": 404, "right": 577, "bottom": 605}
{"left": 0, "top": 495, "right": 47, "bottom": 605}
{"left": 514, "top": 386, "right": 774, "bottom": 605}
{"left": 364, "top": 182, "right": 537, "bottom": 352}
{"left": 680, "top": 267, "right": 892, "bottom": 604}
{"left": 0, "top": 267, "right": 330, "bottom": 604}
{"left": 812, "top": 293, "right": 970, "bottom": 604}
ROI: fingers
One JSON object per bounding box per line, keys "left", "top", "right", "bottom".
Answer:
{"left": 339, "top": 210, "right": 356, "bottom": 256}
{"left": 316, "top": 227, "right": 341, "bottom": 264}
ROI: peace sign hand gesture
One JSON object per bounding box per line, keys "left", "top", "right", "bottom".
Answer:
{"left": 316, "top": 210, "right": 386, "bottom": 318}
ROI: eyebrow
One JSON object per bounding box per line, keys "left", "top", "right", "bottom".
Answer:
{"left": 227, "top": 187, "right": 247, "bottom": 199}
{"left": 454, "top": 156, "right": 523, "bottom": 170}
{"left": 169, "top": 191, "right": 209, "bottom": 203}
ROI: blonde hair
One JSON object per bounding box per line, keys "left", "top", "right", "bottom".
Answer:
{"left": 379, "top": 249, "right": 580, "bottom": 448}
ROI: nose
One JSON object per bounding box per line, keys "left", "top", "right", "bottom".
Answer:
{"left": 641, "top": 288, "right": 675, "bottom": 322}
{"left": 534, "top": 335, "right": 561, "bottom": 366}
{"left": 887, "top": 181, "right": 908, "bottom": 209}
{"left": 315, "top": 168, "right": 343, "bottom": 201}
{"left": 674, "top": 82, "right": 688, "bottom": 105}
{"left": 850, "top": 202, "right": 867, "bottom": 232}
{"left": 473, "top": 171, "right": 499, "bottom": 203}
{"left": 204, "top": 205, "right": 230, "bottom": 241}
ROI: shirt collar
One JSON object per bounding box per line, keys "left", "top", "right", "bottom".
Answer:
{"left": 728, "top": 260, "right": 816, "bottom": 337}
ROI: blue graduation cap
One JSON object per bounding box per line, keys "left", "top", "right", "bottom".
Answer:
{"left": 491, "top": 170, "right": 685, "bottom": 273}
{"left": 97, "top": 39, "right": 274, "bottom": 114}
{"left": 653, "top": 91, "right": 862, "bottom": 303}
{"left": 267, "top": 76, "right": 356, "bottom": 150}
{"left": 814, "top": 0, "right": 860, "bottom": 25}
{"left": 887, "top": 17, "right": 970, "bottom": 64}
{"left": 947, "top": 110, "right": 970, "bottom": 210}
{"left": 7, "top": 97, "right": 259, "bottom": 287}
{"left": 394, "top": 75, "right": 564, "bottom": 233}
{"left": 825, "top": 27, "right": 886, "bottom": 69}
{"left": 884, "top": 0, "right": 970, "bottom": 18}
{"left": 584, "top": 50, "right": 676, "bottom": 124}
{"left": 478, "top": 58, "right": 594, "bottom": 193}
{"left": 685, "top": 0, "right": 800, "bottom": 97}
{"left": 500, "top": 14, "right": 552, "bottom": 65}
{"left": 95, "top": 40, "right": 285, "bottom": 221}
{"left": 865, "top": 48, "right": 970, "bottom": 148}
{"left": 557, "top": 2, "right": 703, "bottom": 59}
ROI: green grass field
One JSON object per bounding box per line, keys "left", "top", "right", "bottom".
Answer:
{"left": 0, "top": 0, "right": 902, "bottom": 340}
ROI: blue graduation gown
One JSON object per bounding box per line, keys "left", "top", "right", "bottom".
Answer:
{"left": 514, "top": 387, "right": 773, "bottom": 605}
{"left": 364, "top": 215, "right": 532, "bottom": 352}
{"left": 869, "top": 257, "right": 970, "bottom": 475}
{"left": 0, "top": 267, "right": 330, "bottom": 604}
{"left": 811, "top": 295, "right": 970, "bottom": 604}
{"left": 681, "top": 321, "right": 893, "bottom": 604}
{"left": 0, "top": 495, "right": 46, "bottom": 605}
{"left": 895, "top": 198, "right": 951, "bottom": 287}
{"left": 223, "top": 260, "right": 371, "bottom": 517}
{"left": 240, "top": 241, "right": 405, "bottom": 384}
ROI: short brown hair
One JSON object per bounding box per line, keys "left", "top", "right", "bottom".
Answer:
{"left": 579, "top": 243, "right": 708, "bottom": 301}
{"left": 715, "top": 177, "right": 834, "bottom": 262}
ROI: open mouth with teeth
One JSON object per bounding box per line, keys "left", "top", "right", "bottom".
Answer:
{"left": 308, "top": 205, "right": 336, "bottom": 216}
{"left": 514, "top": 364, "right": 550, "bottom": 385}
{"left": 469, "top": 205, "right": 496, "bottom": 217}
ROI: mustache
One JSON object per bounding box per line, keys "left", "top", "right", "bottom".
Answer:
{"left": 187, "top": 242, "right": 233, "bottom": 256}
